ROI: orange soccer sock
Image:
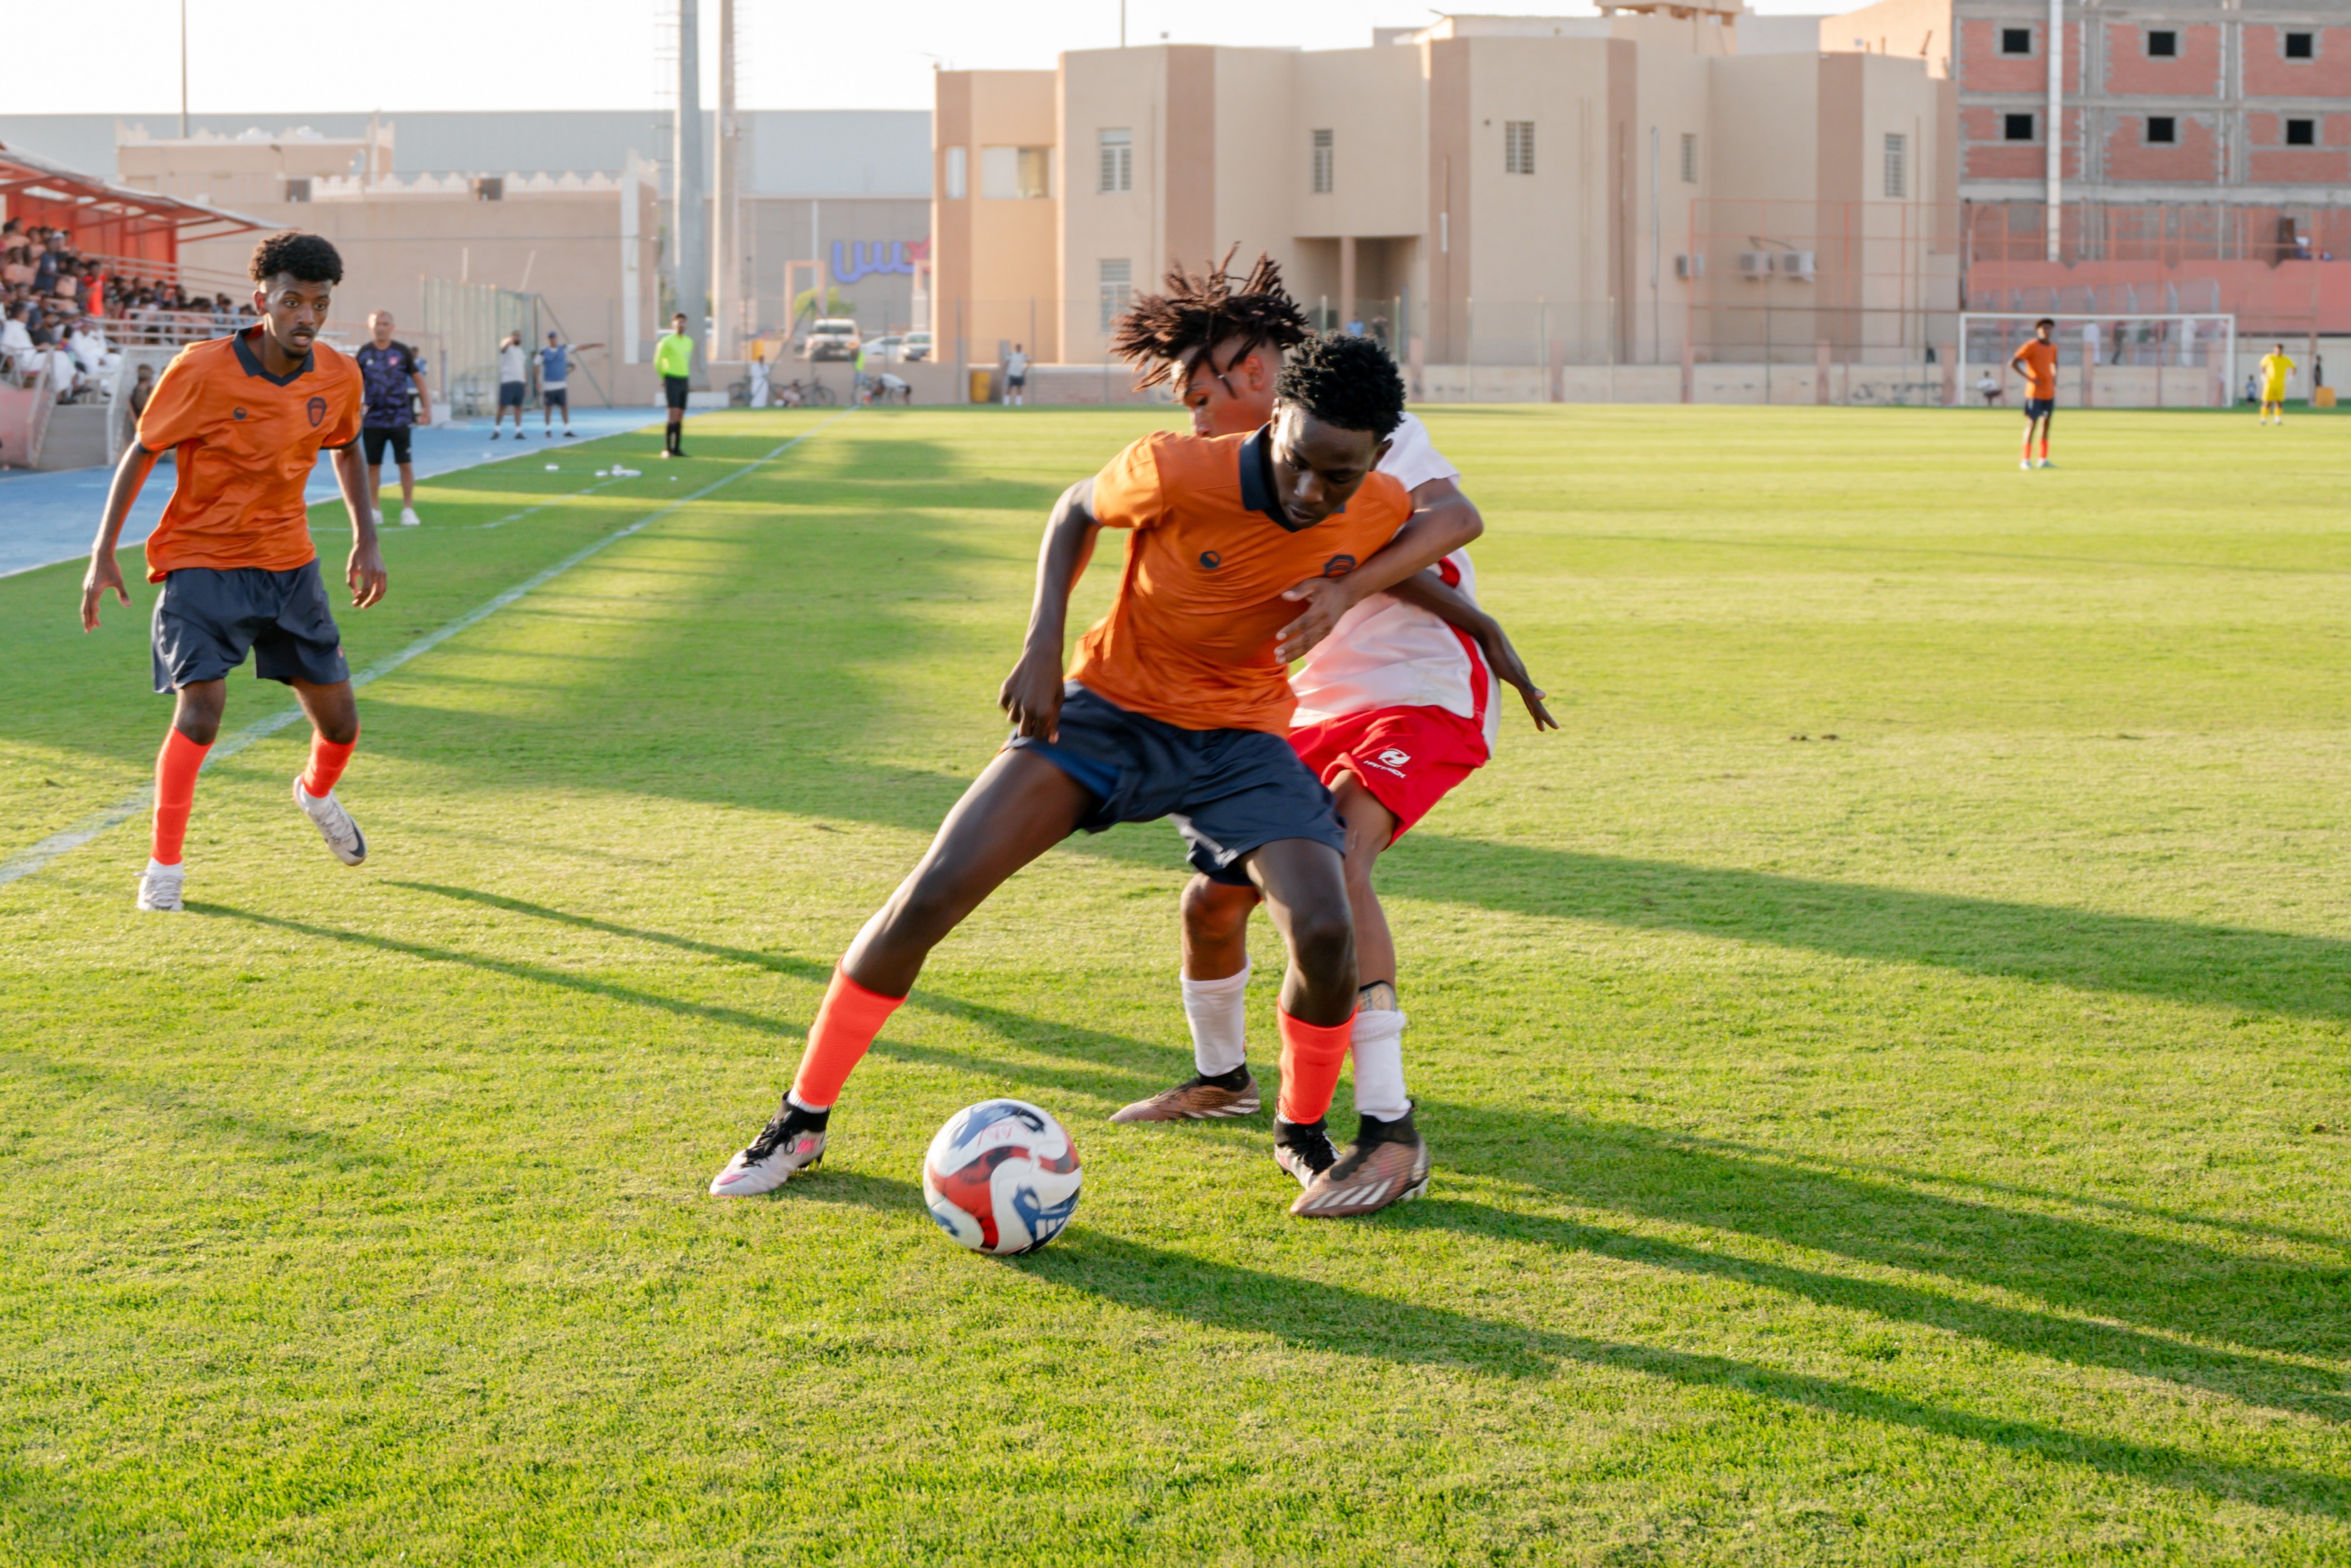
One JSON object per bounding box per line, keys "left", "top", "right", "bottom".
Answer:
{"left": 1276, "top": 1009, "right": 1354, "bottom": 1125}
{"left": 300, "top": 727, "right": 358, "bottom": 799}
{"left": 788, "top": 966, "right": 906, "bottom": 1109}
{"left": 2038, "top": 437, "right": 2051, "bottom": 459}
{"left": 151, "top": 728, "right": 211, "bottom": 866}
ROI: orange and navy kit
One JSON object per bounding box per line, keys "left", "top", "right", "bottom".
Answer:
{"left": 139, "top": 327, "right": 364, "bottom": 698}
{"left": 2011, "top": 338, "right": 2058, "bottom": 412}
{"left": 1068, "top": 428, "right": 1412, "bottom": 734}
{"left": 137, "top": 327, "right": 363, "bottom": 581}
{"left": 1010, "top": 425, "right": 1411, "bottom": 883}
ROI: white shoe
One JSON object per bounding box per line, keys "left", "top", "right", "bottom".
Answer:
{"left": 136, "top": 861, "right": 185, "bottom": 912}
{"left": 709, "top": 1105, "right": 828, "bottom": 1196}
{"left": 400, "top": 506, "right": 421, "bottom": 528}
{"left": 2020, "top": 459, "right": 2033, "bottom": 470}
{"left": 294, "top": 778, "right": 367, "bottom": 865}
{"left": 2038, "top": 459, "right": 2056, "bottom": 469}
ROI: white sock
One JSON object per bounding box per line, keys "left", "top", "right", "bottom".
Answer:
{"left": 1182, "top": 962, "right": 1251, "bottom": 1076}
{"left": 145, "top": 857, "right": 182, "bottom": 877}
{"left": 1351, "top": 1007, "right": 1411, "bottom": 1121}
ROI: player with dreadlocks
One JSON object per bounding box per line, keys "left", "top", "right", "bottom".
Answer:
{"left": 1106, "top": 252, "right": 1556, "bottom": 1219}
{"left": 708, "top": 328, "right": 1483, "bottom": 1219}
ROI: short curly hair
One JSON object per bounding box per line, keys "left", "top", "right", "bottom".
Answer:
{"left": 249, "top": 231, "right": 344, "bottom": 286}
{"left": 1274, "top": 331, "right": 1406, "bottom": 439}
{"left": 1108, "top": 246, "right": 1311, "bottom": 389}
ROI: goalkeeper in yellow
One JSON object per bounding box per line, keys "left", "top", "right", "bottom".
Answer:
{"left": 2258, "top": 344, "right": 2296, "bottom": 425}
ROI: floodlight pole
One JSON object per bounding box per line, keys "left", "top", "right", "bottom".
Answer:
{"left": 674, "top": 0, "right": 709, "bottom": 385}
{"left": 179, "top": 0, "right": 189, "bottom": 138}
{"left": 2046, "top": 0, "right": 2063, "bottom": 261}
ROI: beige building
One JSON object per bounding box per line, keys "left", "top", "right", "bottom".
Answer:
{"left": 934, "top": 7, "right": 1965, "bottom": 402}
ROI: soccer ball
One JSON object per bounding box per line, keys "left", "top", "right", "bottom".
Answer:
{"left": 921, "top": 1099, "right": 1082, "bottom": 1255}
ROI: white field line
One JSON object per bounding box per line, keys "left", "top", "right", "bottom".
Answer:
{"left": 0, "top": 411, "right": 853, "bottom": 887}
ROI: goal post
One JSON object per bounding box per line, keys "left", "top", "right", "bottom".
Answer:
{"left": 1955, "top": 312, "right": 2238, "bottom": 409}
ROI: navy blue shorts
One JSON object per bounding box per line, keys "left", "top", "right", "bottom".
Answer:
{"left": 1008, "top": 683, "right": 1345, "bottom": 884}
{"left": 2025, "top": 397, "right": 2056, "bottom": 422}
{"left": 152, "top": 561, "right": 347, "bottom": 693}
{"left": 544, "top": 387, "right": 567, "bottom": 409}
{"left": 499, "top": 380, "right": 526, "bottom": 408}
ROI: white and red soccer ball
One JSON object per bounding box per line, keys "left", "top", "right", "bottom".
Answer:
{"left": 922, "top": 1099, "right": 1082, "bottom": 1255}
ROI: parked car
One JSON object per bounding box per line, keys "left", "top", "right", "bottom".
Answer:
{"left": 803, "top": 317, "right": 860, "bottom": 361}
{"left": 902, "top": 331, "right": 932, "bottom": 362}
{"left": 860, "top": 334, "right": 906, "bottom": 365}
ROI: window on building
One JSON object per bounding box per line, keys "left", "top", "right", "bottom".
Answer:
{"left": 1680, "top": 131, "right": 1697, "bottom": 183}
{"left": 2148, "top": 115, "right": 2177, "bottom": 143}
{"left": 1311, "top": 128, "right": 1334, "bottom": 193}
{"left": 2001, "top": 26, "right": 2032, "bottom": 54}
{"left": 1883, "top": 133, "right": 1906, "bottom": 197}
{"left": 2147, "top": 29, "right": 2177, "bottom": 57}
{"left": 2285, "top": 31, "right": 2314, "bottom": 59}
{"left": 2005, "top": 112, "right": 2036, "bottom": 141}
{"left": 982, "top": 145, "right": 1051, "bottom": 200}
{"left": 1099, "top": 258, "right": 1132, "bottom": 332}
{"left": 945, "top": 146, "right": 967, "bottom": 200}
{"left": 1098, "top": 128, "right": 1132, "bottom": 194}
{"left": 2287, "top": 117, "right": 2317, "bottom": 146}
{"left": 285, "top": 178, "right": 313, "bottom": 203}
{"left": 1504, "top": 121, "right": 1535, "bottom": 175}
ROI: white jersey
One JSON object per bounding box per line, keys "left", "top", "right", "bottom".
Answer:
{"left": 1289, "top": 410, "right": 1498, "bottom": 746}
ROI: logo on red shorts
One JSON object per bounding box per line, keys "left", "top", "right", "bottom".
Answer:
{"left": 1373, "top": 747, "right": 1411, "bottom": 770}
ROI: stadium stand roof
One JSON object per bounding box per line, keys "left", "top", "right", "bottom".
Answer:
{"left": 0, "top": 141, "right": 270, "bottom": 249}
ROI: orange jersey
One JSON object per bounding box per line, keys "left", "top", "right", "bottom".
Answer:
{"left": 136, "top": 328, "right": 363, "bottom": 582}
{"left": 2011, "top": 339, "right": 2058, "bottom": 399}
{"left": 1069, "top": 428, "right": 1412, "bottom": 734}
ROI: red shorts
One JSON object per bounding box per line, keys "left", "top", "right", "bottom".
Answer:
{"left": 1289, "top": 704, "right": 1489, "bottom": 842}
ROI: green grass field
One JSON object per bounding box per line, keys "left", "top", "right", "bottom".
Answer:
{"left": 4, "top": 404, "right": 2348, "bottom": 1564}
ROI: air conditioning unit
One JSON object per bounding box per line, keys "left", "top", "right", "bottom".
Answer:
{"left": 1737, "top": 251, "right": 1770, "bottom": 280}
{"left": 1781, "top": 250, "right": 1817, "bottom": 279}
{"left": 1675, "top": 253, "right": 1705, "bottom": 280}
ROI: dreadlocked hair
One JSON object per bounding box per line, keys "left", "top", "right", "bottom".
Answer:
{"left": 1275, "top": 331, "right": 1406, "bottom": 439}
{"left": 1107, "top": 245, "right": 1311, "bottom": 387}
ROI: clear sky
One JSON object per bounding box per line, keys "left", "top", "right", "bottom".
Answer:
{"left": 26, "top": 0, "right": 1871, "bottom": 118}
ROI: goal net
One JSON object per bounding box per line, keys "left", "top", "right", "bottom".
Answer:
{"left": 1956, "top": 312, "right": 2238, "bottom": 409}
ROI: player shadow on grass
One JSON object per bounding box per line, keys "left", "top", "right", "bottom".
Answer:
{"left": 798, "top": 1168, "right": 2351, "bottom": 1519}
{"left": 1381, "top": 834, "right": 2351, "bottom": 1022}
{"left": 345, "top": 881, "right": 2351, "bottom": 1433}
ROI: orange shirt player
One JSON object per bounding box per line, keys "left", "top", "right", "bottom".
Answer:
{"left": 2009, "top": 317, "right": 2059, "bottom": 470}
{"left": 80, "top": 231, "right": 380, "bottom": 912}
{"left": 706, "top": 333, "right": 1481, "bottom": 1218}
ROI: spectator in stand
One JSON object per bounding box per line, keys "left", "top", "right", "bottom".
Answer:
{"left": 1, "top": 305, "right": 34, "bottom": 385}
{"left": 128, "top": 360, "right": 156, "bottom": 421}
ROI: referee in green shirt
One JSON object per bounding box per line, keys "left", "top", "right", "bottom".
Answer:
{"left": 656, "top": 312, "right": 694, "bottom": 458}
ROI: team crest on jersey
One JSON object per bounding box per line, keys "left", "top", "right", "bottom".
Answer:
{"left": 1321, "top": 554, "right": 1356, "bottom": 578}
{"left": 232, "top": 408, "right": 248, "bottom": 420}
{"left": 306, "top": 396, "right": 327, "bottom": 427}
{"left": 1199, "top": 550, "right": 1223, "bottom": 570}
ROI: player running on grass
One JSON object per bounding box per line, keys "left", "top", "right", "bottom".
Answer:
{"left": 1100, "top": 254, "right": 1555, "bottom": 1217}
{"left": 78, "top": 230, "right": 380, "bottom": 913}
{"left": 709, "top": 333, "right": 1481, "bottom": 1216}
{"left": 2010, "top": 318, "right": 2058, "bottom": 470}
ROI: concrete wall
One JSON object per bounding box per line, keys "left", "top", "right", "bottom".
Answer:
{"left": 932, "top": 70, "right": 1060, "bottom": 367}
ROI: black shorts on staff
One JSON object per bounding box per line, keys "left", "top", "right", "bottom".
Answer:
{"left": 360, "top": 426, "right": 412, "bottom": 466}
{"left": 664, "top": 375, "right": 690, "bottom": 410}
